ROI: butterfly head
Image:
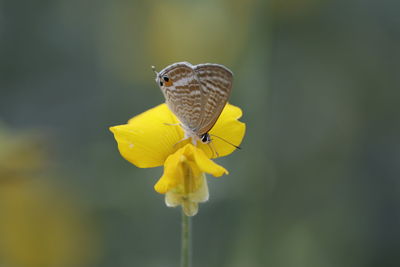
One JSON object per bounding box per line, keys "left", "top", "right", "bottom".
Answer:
{"left": 199, "top": 133, "right": 211, "bottom": 144}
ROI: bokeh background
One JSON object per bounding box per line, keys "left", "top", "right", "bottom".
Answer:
{"left": 1, "top": 0, "right": 399, "bottom": 266}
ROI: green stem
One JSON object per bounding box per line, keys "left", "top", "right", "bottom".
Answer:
{"left": 180, "top": 209, "right": 191, "bottom": 267}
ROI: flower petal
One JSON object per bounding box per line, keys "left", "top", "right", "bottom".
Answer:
{"left": 154, "top": 144, "right": 228, "bottom": 194}
{"left": 109, "top": 104, "right": 186, "bottom": 168}
{"left": 192, "top": 146, "right": 228, "bottom": 177}
{"left": 165, "top": 174, "right": 209, "bottom": 216}
{"left": 154, "top": 149, "right": 184, "bottom": 194}
{"left": 197, "top": 103, "right": 246, "bottom": 158}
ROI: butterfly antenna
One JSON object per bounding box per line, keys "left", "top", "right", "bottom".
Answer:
{"left": 209, "top": 134, "right": 242, "bottom": 150}
{"left": 151, "top": 65, "right": 158, "bottom": 76}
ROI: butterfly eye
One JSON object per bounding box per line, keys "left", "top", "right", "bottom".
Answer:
{"left": 201, "top": 133, "right": 210, "bottom": 143}
{"left": 159, "top": 81, "right": 163, "bottom": 86}
{"left": 163, "top": 76, "right": 169, "bottom": 82}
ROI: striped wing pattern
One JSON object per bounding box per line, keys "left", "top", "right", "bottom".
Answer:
{"left": 157, "top": 62, "right": 233, "bottom": 135}
{"left": 194, "top": 64, "right": 233, "bottom": 134}
{"left": 158, "top": 63, "right": 202, "bottom": 130}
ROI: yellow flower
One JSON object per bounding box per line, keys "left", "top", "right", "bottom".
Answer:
{"left": 110, "top": 103, "right": 245, "bottom": 216}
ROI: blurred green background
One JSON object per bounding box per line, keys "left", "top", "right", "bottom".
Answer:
{"left": 1, "top": 0, "right": 399, "bottom": 266}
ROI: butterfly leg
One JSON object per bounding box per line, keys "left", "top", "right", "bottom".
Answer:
{"left": 208, "top": 140, "right": 219, "bottom": 158}
{"left": 173, "top": 136, "right": 191, "bottom": 148}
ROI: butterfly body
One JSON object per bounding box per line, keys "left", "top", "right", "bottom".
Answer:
{"left": 154, "top": 62, "right": 233, "bottom": 145}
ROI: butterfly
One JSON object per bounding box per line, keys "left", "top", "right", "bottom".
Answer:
{"left": 153, "top": 62, "right": 233, "bottom": 145}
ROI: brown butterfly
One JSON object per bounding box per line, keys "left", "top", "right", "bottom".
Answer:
{"left": 153, "top": 62, "right": 233, "bottom": 145}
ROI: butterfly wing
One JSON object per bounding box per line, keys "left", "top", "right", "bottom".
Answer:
{"left": 193, "top": 64, "right": 233, "bottom": 135}
{"left": 157, "top": 62, "right": 203, "bottom": 130}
